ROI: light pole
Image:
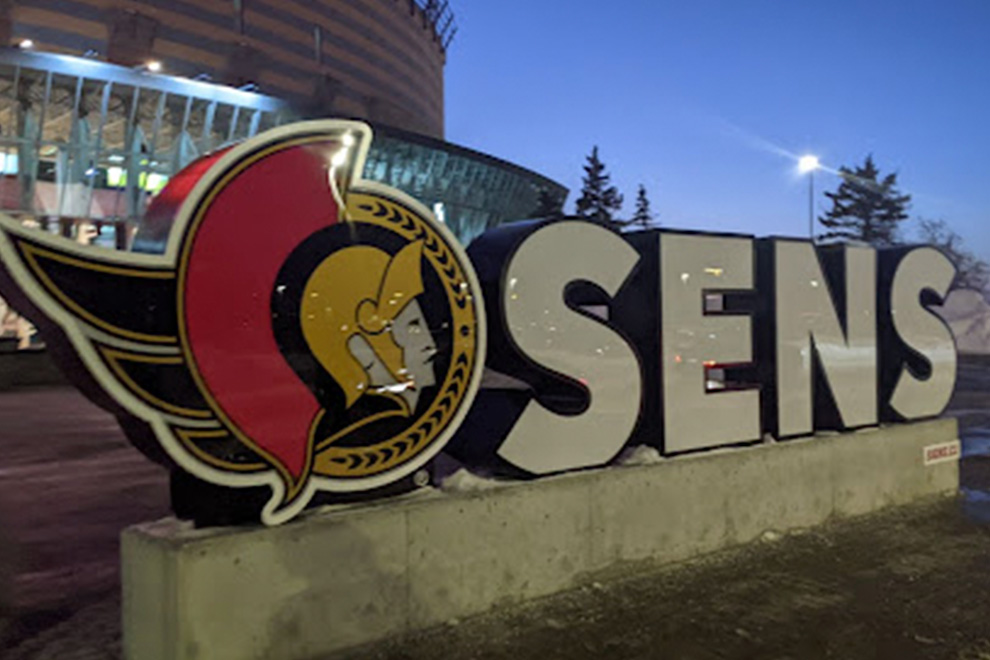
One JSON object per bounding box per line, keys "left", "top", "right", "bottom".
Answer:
{"left": 798, "top": 155, "right": 821, "bottom": 241}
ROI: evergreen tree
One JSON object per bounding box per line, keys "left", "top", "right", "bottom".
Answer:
{"left": 917, "top": 218, "right": 989, "bottom": 292}
{"left": 575, "top": 146, "right": 623, "bottom": 225}
{"left": 533, "top": 187, "right": 563, "bottom": 219}
{"left": 630, "top": 184, "right": 655, "bottom": 229}
{"left": 818, "top": 155, "right": 911, "bottom": 246}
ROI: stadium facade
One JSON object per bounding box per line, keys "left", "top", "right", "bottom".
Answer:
{"left": 0, "top": 0, "right": 566, "bottom": 252}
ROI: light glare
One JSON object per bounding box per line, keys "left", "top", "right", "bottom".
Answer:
{"left": 331, "top": 148, "right": 348, "bottom": 167}
{"left": 798, "top": 155, "right": 820, "bottom": 174}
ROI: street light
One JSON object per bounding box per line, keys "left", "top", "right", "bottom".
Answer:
{"left": 133, "top": 60, "right": 163, "bottom": 73}
{"left": 798, "top": 155, "right": 820, "bottom": 240}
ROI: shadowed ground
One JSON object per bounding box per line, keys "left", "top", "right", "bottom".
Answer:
{"left": 0, "top": 387, "right": 168, "bottom": 656}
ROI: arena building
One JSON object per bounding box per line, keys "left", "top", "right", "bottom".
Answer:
{"left": 0, "top": 0, "right": 567, "bottom": 251}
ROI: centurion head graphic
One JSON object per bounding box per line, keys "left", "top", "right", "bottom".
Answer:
{"left": 300, "top": 240, "right": 437, "bottom": 414}
{"left": 0, "top": 120, "right": 485, "bottom": 526}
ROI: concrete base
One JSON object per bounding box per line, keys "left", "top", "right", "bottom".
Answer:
{"left": 122, "top": 419, "right": 959, "bottom": 660}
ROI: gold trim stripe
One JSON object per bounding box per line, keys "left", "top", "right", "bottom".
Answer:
{"left": 99, "top": 346, "right": 213, "bottom": 420}
{"left": 314, "top": 408, "right": 406, "bottom": 453}
{"left": 19, "top": 242, "right": 177, "bottom": 346}
{"left": 174, "top": 428, "right": 268, "bottom": 474}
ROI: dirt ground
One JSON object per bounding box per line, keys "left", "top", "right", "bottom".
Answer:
{"left": 0, "top": 356, "right": 988, "bottom": 659}
{"left": 336, "top": 497, "right": 990, "bottom": 660}
{"left": 345, "top": 357, "right": 990, "bottom": 660}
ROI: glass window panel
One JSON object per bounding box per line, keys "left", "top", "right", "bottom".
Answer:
{"left": 0, "top": 63, "right": 18, "bottom": 142}
{"left": 188, "top": 99, "right": 213, "bottom": 153}
{"left": 0, "top": 64, "right": 21, "bottom": 213}
{"left": 135, "top": 88, "right": 165, "bottom": 163}
{"left": 40, "top": 74, "right": 78, "bottom": 145}
{"left": 155, "top": 94, "right": 192, "bottom": 173}
{"left": 256, "top": 111, "right": 279, "bottom": 134}
{"left": 101, "top": 82, "right": 137, "bottom": 154}
{"left": 87, "top": 151, "right": 127, "bottom": 220}
{"left": 211, "top": 103, "right": 236, "bottom": 148}
{"left": 231, "top": 107, "right": 254, "bottom": 143}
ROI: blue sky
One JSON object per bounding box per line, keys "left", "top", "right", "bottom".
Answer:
{"left": 444, "top": 1, "right": 990, "bottom": 262}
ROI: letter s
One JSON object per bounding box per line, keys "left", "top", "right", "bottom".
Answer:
{"left": 880, "top": 246, "right": 957, "bottom": 420}
{"left": 496, "top": 222, "right": 642, "bottom": 474}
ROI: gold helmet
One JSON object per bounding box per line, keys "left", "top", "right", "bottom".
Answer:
{"left": 300, "top": 241, "right": 425, "bottom": 409}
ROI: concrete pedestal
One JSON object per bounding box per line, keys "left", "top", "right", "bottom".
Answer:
{"left": 122, "top": 419, "right": 959, "bottom": 660}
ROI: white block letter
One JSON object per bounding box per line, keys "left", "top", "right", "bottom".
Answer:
{"left": 661, "top": 233, "right": 761, "bottom": 452}
{"left": 497, "top": 222, "right": 642, "bottom": 474}
{"left": 775, "top": 242, "right": 877, "bottom": 437}
{"left": 889, "top": 247, "right": 957, "bottom": 418}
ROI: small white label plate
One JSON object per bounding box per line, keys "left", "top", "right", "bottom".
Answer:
{"left": 923, "top": 439, "right": 961, "bottom": 466}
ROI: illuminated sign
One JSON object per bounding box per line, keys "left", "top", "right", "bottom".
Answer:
{"left": 0, "top": 121, "right": 958, "bottom": 526}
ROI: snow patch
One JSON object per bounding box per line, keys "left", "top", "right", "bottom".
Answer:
{"left": 615, "top": 445, "right": 664, "bottom": 466}
{"left": 439, "top": 468, "right": 505, "bottom": 493}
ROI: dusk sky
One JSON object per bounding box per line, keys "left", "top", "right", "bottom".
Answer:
{"left": 444, "top": 1, "right": 990, "bottom": 263}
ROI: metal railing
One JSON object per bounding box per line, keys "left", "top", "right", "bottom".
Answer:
{"left": 0, "top": 48, "right": 291, "bottom": 236}
{"left": 416, "top": 0, "right": 458, "bottom": 49}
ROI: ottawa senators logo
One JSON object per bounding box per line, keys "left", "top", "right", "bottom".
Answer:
{"left": 0, "top": 120, "right": 486, "bottom": 525}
